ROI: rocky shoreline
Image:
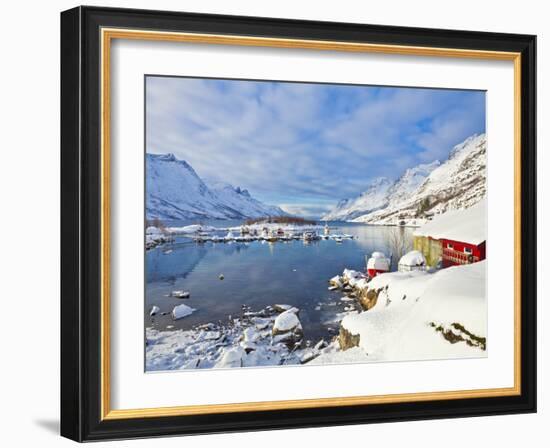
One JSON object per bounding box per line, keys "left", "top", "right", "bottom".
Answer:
{"left": 146, "top": 261, "right": 487, "bottom": 371}
{"left": 146, "top": 303, "right": 333, "bottom": 371}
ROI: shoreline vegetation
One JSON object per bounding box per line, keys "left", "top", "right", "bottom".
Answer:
{"left": 244, "top": 216, "right": 317, "bottom": 226}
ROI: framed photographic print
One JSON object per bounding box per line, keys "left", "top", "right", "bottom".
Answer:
{"left": 60, "top": 6, "right": 537, "bottom": 441}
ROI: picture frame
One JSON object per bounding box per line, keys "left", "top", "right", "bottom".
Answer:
{"left": 60, "top": 5, "right": 537, "bottom": 441}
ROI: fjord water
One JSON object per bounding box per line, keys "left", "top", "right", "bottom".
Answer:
{"left": 145, "top": 221, "right": 413, "bottom": 342}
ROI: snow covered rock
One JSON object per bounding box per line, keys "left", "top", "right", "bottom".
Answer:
{"left": 339, "top": 326, "right": 362, "bottom": 351}
{"left": 299, "top": 350, "right": 319, "bottom": 364}
{"left": 272, "top": 309, "right": 302, "bottom": 336}
{"left": 329, "top": 275, "right": 343, "bottom": 288}
{"left": 357, "top": 287, "right": 382, "bottom": 311}
{"left": 243, "top": 327, "right": 260, "bottom": 343}
{"left": 343, "top": 269, "right": 361, "bottom": 280}
{"left": 146, "top": 226, "right": 163, "bottom": 235}
{"left": 272, "top": 309, "right": 303, "bottom": 345}
{"left": 215, "top": 347, "right": 245, "bottom": 368}
{"left": 171, "top": 290, "right": 190, "bottom": 299}
{"left": 272, "top": 304, "right": 296, "bottom": 313}
{"left": 146, "top": 305, "right": 327, "bottom": 371}
{"left": 149, "top": 305, "right": 160, "bottom": 316}
{"left": 171, "top": 303, "right": 196, "bottom": 320}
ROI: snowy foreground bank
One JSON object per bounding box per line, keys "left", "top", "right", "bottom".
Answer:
{"left": 146, "top": 261, "right": 487, "bottom": 371}
{"left": 312, "top": 261, "right": 487, "bottom": 365}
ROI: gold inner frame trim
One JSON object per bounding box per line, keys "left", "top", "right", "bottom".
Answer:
{"left": 100, "top": 27, "right": 522, "bottom": 421}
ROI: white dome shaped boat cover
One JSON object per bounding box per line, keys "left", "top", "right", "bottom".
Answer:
{"left": 399, "top": 250, "right": 426, "bottom": 267}
{"left": 371, "top": 251, "right": 386, "bottom": 259}
{"left": 367, "top": 255, "right": 390, "bottom": 271}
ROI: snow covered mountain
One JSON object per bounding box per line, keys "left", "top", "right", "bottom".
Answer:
{"left": 322, "top": 133, "right": 486, "bottom": 224}
{"left": 321, "top": 162, "right": 440, "bottom": 221}
{"left": 146, "top": 153, "right": 286, "bottom": 220}
{"left": 322, "top": 177, "right": 393, "bottom": 221}
{"left": 385, "top": 160, "right": 441, "bottom": 208}
{"left": 353, "top": 134, "right": 487, "bottom": 224}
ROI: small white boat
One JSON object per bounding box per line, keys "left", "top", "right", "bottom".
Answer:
{"left": 366, "top": 251, "right": 391, "bottom": 278}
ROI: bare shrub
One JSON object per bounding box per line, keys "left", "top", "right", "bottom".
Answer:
{"left": 146, "top": 217, "right": 167, "bottom": 233}
{"left": 385, "top": 227, "right": 412, "bottom": 263}
{"left": 244, "top": 216, "right": 316, "bottom": 226}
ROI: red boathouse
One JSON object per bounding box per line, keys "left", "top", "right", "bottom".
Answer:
{"left": 441, "top": 238, "right": 486, "bottom": 268}
{"left": 413, "top": 200, "right": 486, "bottom": 269}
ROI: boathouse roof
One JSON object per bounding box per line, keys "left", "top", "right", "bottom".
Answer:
{"left": 413, "top": 200, "right": 486, "bottom": 246}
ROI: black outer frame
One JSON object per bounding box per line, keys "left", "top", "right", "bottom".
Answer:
{"left": 60, "top": 6, "right": 537, "bottom": 442}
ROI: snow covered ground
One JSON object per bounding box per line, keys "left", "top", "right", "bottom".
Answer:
{"left": 313, "top": 261, "right": 487, "bottom": 365}
{"left": 145, "top": 226, "right": 172, "bottom": 250}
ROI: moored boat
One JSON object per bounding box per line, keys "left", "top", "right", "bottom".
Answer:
{"left": 303, "top": 231, "right": 319, "bottom": 242}
{"left": 366, "top": 251, "right": 391, "bottom": 278}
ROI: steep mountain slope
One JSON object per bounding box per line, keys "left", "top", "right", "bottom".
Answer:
{"left": 322, "top": 177, "right": 393, "bottom": 221}
{"left": 322, "top": 161, "right": 441, "bottom": 221}
{"left": 353, "top": 134, "right": 486, "bottom": 224}
{"left": 208, "top": 181, "right": 286, "bottom": 218}
{"left": 385, "top": 161, "right": 441, "bottom": 208}
{"left": 146, "top": 153, "right": 285, "bottom": 220}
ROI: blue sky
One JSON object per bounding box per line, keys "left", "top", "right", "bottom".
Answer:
{"left": 146, "top": 76, "right": 485, "bottom": 217}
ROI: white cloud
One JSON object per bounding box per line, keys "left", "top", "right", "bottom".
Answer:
{"left": 146, "top": 77, "right": 485, "bottom": 213}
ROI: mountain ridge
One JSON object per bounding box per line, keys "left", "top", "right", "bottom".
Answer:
{"left": 146, "top": 153, "right": 286, "bottom": 220}
{"left": 322, "top": 133, "right": 486, "bottom": 224}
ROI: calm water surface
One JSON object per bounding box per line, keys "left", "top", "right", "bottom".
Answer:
{"left": 145, "top": 220, "right": 413, "bottom": 342}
